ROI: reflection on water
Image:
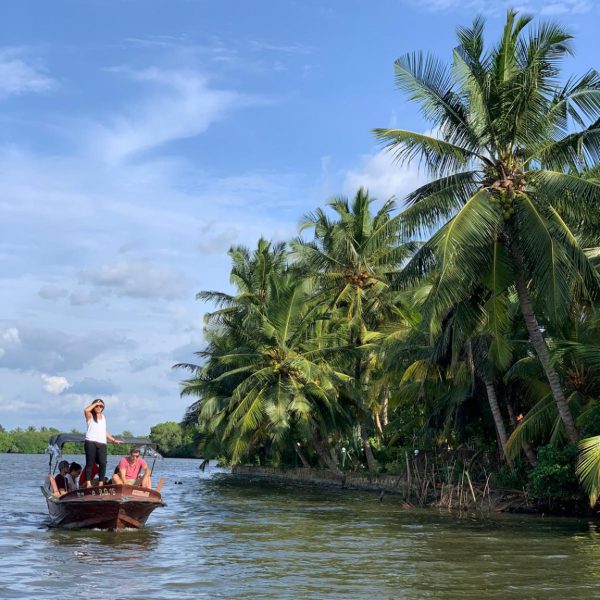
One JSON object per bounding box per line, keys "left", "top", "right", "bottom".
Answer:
{"left": 1, "top": 454, "right": 600, "bottom": 599}
{"left": 48, "top": 527, "right": 160, "bottom": 559}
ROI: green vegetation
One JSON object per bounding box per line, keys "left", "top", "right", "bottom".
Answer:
{"left": 178, "top": 10, "right": 600, "bottom": 512}
{"left": 0, "top": 426, "right": 60, "bottom": 454}
{"left": 0, "top": 426, "right": 123, "bottom": 454}
{"left": 149, "top": 421, "right": 200, "bottom": 457}
{"left": 0, "top": 422, "right": 199, "bottom": 458}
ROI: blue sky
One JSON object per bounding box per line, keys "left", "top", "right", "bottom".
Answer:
{"left": 0, "top": 0, "right": 598, "bottom": 435}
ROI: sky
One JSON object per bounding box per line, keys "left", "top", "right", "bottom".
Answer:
{"left": 0, "top": 0, "right": 598, "bottom": 435}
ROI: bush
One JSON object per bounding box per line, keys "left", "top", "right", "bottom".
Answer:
{"left": 150, "top": 422, "right": 200, "bottom": 457}
{"left": 492, "top": 459, "right": 529, "bottom": 490}
{"left": 527, "top": 444, "right": 586, "bottom": 513}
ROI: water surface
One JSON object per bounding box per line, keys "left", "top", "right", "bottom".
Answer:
{"left": 1, "top": 453, "right": 599, "bottom": 599}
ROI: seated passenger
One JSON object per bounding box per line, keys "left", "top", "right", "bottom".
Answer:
{"left": 48, "top": 460, "right": 70, "bottom": 496}
{"left": 65, "top": 462, "right": 82, "bottom": 491}
{"left": 112, "top": 447, "right": 152, "bottom": 488}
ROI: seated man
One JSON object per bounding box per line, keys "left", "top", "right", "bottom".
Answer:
{"left": 112, "top": 447, "right": 152, "bottom": 488}
{"left": 48, "top": 460, "right": 70, "bottom": 496}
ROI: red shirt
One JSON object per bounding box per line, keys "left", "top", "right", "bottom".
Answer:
{"left": 118, "top": 456, "right": 148, "bottom": 480}
{"left": 79, "top": 463, "right": 98, "bottom": 485}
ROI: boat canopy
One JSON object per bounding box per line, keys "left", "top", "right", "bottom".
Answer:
{"left": 48, "top": 433, "right": 158, "bottom": 449}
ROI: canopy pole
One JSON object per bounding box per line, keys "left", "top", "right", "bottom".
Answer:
{"left": 150, "top": 449, "right": 158, "bottom": 476}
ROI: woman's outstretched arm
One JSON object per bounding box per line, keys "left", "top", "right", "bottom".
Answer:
{"left": 107, "top": 431, "right": 124, "bottom": 444}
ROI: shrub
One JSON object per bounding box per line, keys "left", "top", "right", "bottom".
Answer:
{"left": 492, "top": 459, "right": 528, "bottom": 490}
{"left": 527, "top": 444, "right": 586, "bottom": 513}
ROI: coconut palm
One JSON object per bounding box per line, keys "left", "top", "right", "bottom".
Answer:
{"left": 505, "top": 306, "right": 600, "bottom": 462}
{"left": 293, "top": 188, "right": 414, "bottom": 471}
{"left": 375, "top": 10, "right": 600, "bottom": 442}
{"left": 199, "top": 238, "right": 289, "bottom": 329}
{"left": 180, "top": 274, "right": 351, "bottom": 470}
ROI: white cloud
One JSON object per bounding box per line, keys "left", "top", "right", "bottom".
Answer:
{"left": 0, "top": 48, "right": 56, "bottom": 99}
{"left": 343, "top": 150, "right": 425, "bottom": 206}
{"left": 0, "top": 325, "right": 135, "bottom": 372}
{"left": 41, "top": 373, "right": 71, "bottom": 395}
{"left": 0, "top": 327, "right": 21, "bottom": 359}
{"left": 1, "top": 327, "right": 20, "bottom": 345}
{"left": 69, "top": 288, "right": 101, "bottom": 306}
{"left": 58, "top": 393, "right": 122, "bottom": 414}
{"left": 539, "top": 1, "right": 593, "bottom": 15}
{"left": 249, "top": 41, "right": 314, "bottom": 55}
{"left": 68, "top": 377, "right": 120, "bottom": 395}
{"left": 402, "top": 0, "right": 595, "bottom": 13}
{"left": 79, "top": 260, "right": 186, "bottom": 300}
{"left": 0, "top": 395, "right": 29, "bottom": 413}
{"left": 197, "top": 225, "right": 239, "bottom": 255}
{"left": 93, "top": 68, "right": 254, "bottom": 163}
{"left": 38, "top": 285, "right": 68, "bottom": 300}
{"left": 0, "top": 48, "right": 311, "bottom": 431}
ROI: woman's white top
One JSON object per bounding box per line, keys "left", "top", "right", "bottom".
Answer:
{"left": 65, "top": 473, "right": 79, "bottom": 491}
{"left": 85, "top": 415, "right": 107, "bottom": 444}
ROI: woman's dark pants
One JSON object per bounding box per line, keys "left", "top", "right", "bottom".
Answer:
{"left": 84, "top": 440, "right": 107, "bottom": 483}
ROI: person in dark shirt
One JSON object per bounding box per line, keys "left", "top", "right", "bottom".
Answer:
{"left": 54, "top": 460, "right": 70, "bottom": 490}
{"left": 48, "top": 460, "right": 70, "bottom": 496}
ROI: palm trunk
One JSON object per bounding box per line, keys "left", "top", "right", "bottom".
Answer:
{"left": 355, "top": 348, "right": 377, "bottom": 473}
{"left": 311, "top": 431, "right": 341, "bottom": 474}
{"left": 512, "top": 258, "right": 579, "bottom": 442}
{"left": 506, "top": 400, "right": 537, "bottom": 467}
{"left": 382, "top": 385, "right": 389, "bottom": 427}
{"left": 374, "top": 410, "right": 383, "bottom": 437}
{"left": 483, "top": 379, "right": 511, "bottom": 464}
{"left": 295, "top": 446, "right": 310, "bottom": 468}
{"left": 360, "top": 421, "right": 378, "bottom": 473}
{"left": 466, "top": 342, "right": 477, "bottom": 394}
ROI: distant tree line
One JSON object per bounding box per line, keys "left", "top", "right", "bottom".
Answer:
{"left": 0, "top": 422, "right": 200, "bottom": 458}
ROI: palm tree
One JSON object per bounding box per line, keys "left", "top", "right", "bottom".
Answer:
{"left": 294, "top": 188, "right": 413, "bottom": 471}
{"left": 505, "top": 307, "right": 600, "bottom": 459}
{"left": 180, "top": 271, "right": 351, "bottom": 471}
{"left": 375, "top": 10, "right": 600, "bottom": 442}
{"left": 198, "top": 238, "right": 288, "bottom": 329}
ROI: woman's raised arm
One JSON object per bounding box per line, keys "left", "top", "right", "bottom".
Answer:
{"left": 84, "top": 399, "right": 101, "bottom": 420}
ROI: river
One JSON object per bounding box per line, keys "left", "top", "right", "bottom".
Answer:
{"left": 1, "top": 453, "right": 600, "bottom": 599}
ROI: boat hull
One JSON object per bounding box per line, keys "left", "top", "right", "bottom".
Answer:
{"left": 43, "top": 483, "right": 164, "bottom": 530}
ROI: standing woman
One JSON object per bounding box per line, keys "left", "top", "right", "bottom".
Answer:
{"left": 83, "top": 399, "right": 123, "bottom": 488}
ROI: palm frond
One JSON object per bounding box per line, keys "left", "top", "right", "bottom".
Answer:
{"left": 374, "top": 128, "right": 476, "bottom": 177}
{"left": 576, "top": 436, "right": 600, "bottom": 506}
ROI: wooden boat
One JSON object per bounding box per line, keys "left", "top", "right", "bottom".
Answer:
{"left": 42, "top": 433, "right": 165, "bottom": 530}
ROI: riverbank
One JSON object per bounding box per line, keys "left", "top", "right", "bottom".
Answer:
{"left": 231, "top": 465, "right": 537, "bottom": 514}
